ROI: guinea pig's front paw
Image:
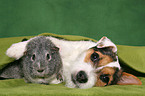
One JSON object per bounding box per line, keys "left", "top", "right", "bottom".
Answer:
{"left": 50, "top": 78, "right": 63, "bottom": 84}
{"left": 24, "top": 78, "right": 31, "bottom": 83}
{"left": 57, "top": 73, "right": 63, "bottom": 82}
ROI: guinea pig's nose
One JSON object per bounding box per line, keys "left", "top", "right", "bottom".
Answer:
{"left": 76, "top": 71, "right": 88, "bottom": 83}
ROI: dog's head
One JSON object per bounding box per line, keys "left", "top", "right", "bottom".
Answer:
{"left": 65, "top": 36, "right": 141, "bottom": 89}
{"left": 65, "top": 36, "right": 117, "bottom": 89}
{"left": 64, "top": 50, "right": 96, "bottom": 89}
{"left": 84, "top": 36, "right": 142, "bottom": 87}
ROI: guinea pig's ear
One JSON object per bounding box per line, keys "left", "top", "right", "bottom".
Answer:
{"left": 117, "top": 72, "right": 142, "bottom": 85}
{"left": 6, "top": 40, "right": 29, "bottom": 60}
{"left": 21, "top": 38, "right": 28, "bottom": 42}
{"left": 97, "top": 36, "right": 117, "bottom": 53}
{"left": 51, "top": 47, "right": 59, "bottom": 52}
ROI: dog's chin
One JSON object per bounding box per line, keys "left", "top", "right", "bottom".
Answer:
{"left": 66, "top": 78, "right": 96, "bottom": 89}
{"left": 65, "top": 81, "right": 95, "bottom": 89}
{"left": 72, "top": 74, "right": 96, "bottom": 89}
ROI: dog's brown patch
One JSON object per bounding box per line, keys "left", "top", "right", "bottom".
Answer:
{"left": 95, "top": 67, "right": 142, "bottom": 87}
{"left": 84, "top": 49, "right": 113, "bottom": 67}
{"left": 84, "top": 49, "right": 94, "bottom": 63}
{"left": 96, "top": 67, "right": 115, "bottom": 86}
{"left": 96, "top": 67, "right": 121, "bottom": 86}
{"left": 97, "top": 54, "right": 113, "bottom": 67}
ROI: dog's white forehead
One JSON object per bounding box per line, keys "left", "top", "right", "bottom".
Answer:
{"left": 71, "top": 61, "right": 94, "bottom": 74}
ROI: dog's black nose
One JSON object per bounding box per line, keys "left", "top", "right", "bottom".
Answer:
{"left": 76, "top": 71, "right": 88, "bottom": 83}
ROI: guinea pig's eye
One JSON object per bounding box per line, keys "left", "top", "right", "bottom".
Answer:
{"left": 91, "top": 52, "right": 99, "bottom": 62}
{"left": 46, "top": 53, "right": 51, "bottom": 61}
{"left": 31, "top": 54, "right": 36, "bottom": 61}
{"left": 100, "top": 74, "right": 110, "bottom": 84}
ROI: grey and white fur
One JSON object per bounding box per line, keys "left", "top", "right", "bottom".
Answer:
{"left": 0, "top": 36, "right": 63, "bottom": 84}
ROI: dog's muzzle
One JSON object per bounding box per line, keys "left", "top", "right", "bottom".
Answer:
{"left": 72, "top": 71, "right": 88, "bottom": 84}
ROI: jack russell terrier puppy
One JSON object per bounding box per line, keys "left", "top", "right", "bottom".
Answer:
{"left": 6, "top": 36, "right": 142, "bottom": 89}
{"left": 84, "top": 37, "right": 142, "bottom": 86}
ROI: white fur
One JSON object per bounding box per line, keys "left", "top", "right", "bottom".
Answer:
{"left": 6, "top": 37, "right": 37, "bottom": 60}
{"left": 68, "top": 53, "right": 96, "bottom": 89}
{"left": 6, "top": 41, "right": 29, "bottom": 60}
{"left": 48, "top": 37, "right": 97, "bottom": 89}
{"left": 47, "top": 37, "right": 97, "bottom": 62}
{"left": 61, "top": 52, "right": 96, "bottom": 89}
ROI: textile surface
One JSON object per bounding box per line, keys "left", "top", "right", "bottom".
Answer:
{"left": 0, "top": 33, "right": 144, "bottom": 96}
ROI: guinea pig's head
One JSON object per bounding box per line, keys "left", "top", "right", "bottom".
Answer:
{"left": 22, "top": 36, "right": 62, "bottom": 84}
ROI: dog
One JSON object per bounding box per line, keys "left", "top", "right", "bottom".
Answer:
{"left": 45, "top": 36, "right": 142, "bottom": 88}
{"left": 84, "top": 37, "right": 142, "bottom": 86}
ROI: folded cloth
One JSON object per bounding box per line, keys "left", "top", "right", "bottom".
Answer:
{"left": 0, "top": 33, "right": 144, "bottom": 96}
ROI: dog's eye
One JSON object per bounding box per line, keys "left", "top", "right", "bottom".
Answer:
{"left": 46, "top": 53, "right": 51, "bottom": 61}
{"left": 91, "top": 52, "right": 99, "bottom": 62}
{"left": 100, "top": 74, "right": 110, "bottom": 84}
{"left": 31, "top": 54, "right": 36, "bottom": 61}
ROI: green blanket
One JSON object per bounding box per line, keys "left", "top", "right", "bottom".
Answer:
{"left": 0, "top": 33, "right": 145, "bottom": 96}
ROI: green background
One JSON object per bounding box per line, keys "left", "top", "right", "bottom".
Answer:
{"left": 0, "top": 0, "right": 145, "bottom": 46}
{"left": 0, "top": 1, "right": 145, "bottom": 95}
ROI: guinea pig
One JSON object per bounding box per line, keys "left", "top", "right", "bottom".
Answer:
{"left": 0, "top": 36, "right": 63, "bottom": 84}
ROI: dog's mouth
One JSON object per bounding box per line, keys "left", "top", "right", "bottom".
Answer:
{"left": 71, "top": 71, "right": 88, "bottom": 85}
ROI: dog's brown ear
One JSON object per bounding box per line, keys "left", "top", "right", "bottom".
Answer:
{"left": 117, "top": 72, "right": 142, "bottom": 85}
